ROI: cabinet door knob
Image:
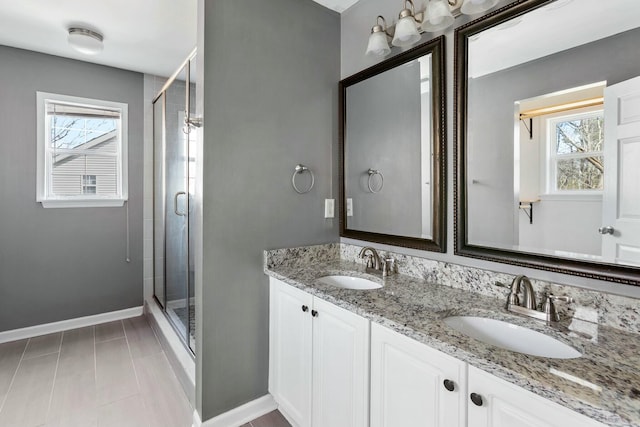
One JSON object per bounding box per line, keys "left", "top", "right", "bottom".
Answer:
{"left": 301, "top": 305, "right": 309, "bottom": 312}
{"left": 470, "top": 393, "right": 483, "bottom": 406}
{"left": 311, "top": 310, "right": 319, "bottom": 317}
{"left": 443, "top": 379, "right": 455, "bottom": 392}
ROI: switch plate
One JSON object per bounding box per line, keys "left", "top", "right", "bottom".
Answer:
{"left": 347, "top": 198, "right": 353, "bottom": 217}
{"left": 324, "top": 199, "right": 335, "bottom": 218}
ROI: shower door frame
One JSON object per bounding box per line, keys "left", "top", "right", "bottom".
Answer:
{"left": 152, "top": 48, "right": 197, "bottom": 354}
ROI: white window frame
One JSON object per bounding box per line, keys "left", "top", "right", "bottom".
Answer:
{"left": 540, "top": 105, "right": 604, "bottom": 199}
{"left": 36, "top": 92, "right": 128, "bottom": 208}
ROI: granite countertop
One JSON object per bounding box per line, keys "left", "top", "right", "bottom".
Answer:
{"left": 264, "top": 257, "right": 640, "bottom": 427}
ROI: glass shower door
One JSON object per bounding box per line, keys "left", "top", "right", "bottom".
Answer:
{"left": 153, "top": 56, "right": 196, "bottom": 353}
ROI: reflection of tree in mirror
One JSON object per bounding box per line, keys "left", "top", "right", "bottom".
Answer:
{"left": 554, "top": 114, "right": 604, "bottom": 191}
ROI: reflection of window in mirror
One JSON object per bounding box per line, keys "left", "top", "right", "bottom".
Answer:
{"left": 514, "top": 82, "right": 606, "bottom": 258}
{"left": 546, "top": 107, "right": 603, "bottom": 194}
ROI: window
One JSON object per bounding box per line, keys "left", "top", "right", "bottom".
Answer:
{"left": 82, "top": 175, "right": 97, "bottom": 194}
{"left": 545, "top": 108, "right": 604, "bottom": 194}
{"left": 36, "top": 92, "right": 128, "bottom": 207}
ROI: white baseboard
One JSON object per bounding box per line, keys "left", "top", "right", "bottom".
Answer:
{"left": 193, "top": 410, "right": 202, "bottom": 427}
{"left": 193, "top": 395, "right": 277, "bottom": 427}
{"left": 0, "top": 306, "right": 143, "bottom": 344}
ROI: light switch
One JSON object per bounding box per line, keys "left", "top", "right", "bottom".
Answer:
{"left": 324, "top": 199, "right": 335, "bottom": 218}
{"left": 347, "top": 198, "right": 353, "bottom": 217}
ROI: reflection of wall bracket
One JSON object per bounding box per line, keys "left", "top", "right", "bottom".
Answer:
{"left": 519, "top": 201, "right": 535, "bottom": 224}
{"left": 520, "top": 117, "right": 533, "bottom": 140}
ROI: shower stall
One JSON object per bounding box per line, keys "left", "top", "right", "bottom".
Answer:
{"left": 152, "top": 50, "right": 198, "bottom": 353}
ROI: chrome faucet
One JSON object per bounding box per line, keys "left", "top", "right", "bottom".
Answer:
{"left": 358, "top": 247, "right": 394, "bottom": 277}
{"left": 358, "top": 246, "right": 381, "bottom": 270}
{"left": 506, "top": 275, "right": 573, "bottom": 323}
{"left": 507, "top": 275, "right": 536, "bottom": 310}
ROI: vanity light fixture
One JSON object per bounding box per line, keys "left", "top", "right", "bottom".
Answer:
{"left": 68, "top": 27, "right": 104, "bottom": 55}
{"left": 367, "top": 0, "right": 503, "bottom": 56}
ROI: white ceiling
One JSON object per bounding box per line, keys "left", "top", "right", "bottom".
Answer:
{"left": 312, "top": 0, "right": 361, "bottom": 13}
{"left": 0, "top": 0, "right": 357, "bottom": 77}
{"left": 0, "top": 0, "right": 197, "bottom": 77}
{"left": 469, "top": 0, "right": 640, "bottom": 78}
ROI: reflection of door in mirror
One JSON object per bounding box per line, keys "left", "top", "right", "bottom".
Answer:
{"left": 465, "top": 0, "right": 640, "bottom": 266}
{"left": 345, "top": 54, "right": 432, "bottom": 239}
{"left": 602, "top": 77, "right": 640, "bottom": 266}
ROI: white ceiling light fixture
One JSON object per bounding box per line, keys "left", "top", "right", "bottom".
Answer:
{"left": 68, "top": 27, "right": 104, "bottom": 55}
{"left": 460, "top": 0, "right": 500, "bottom": 15}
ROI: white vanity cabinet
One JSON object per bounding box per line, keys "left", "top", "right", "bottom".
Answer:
{"left": 268, "top": 276, "right": 610, "bottom": 427}
{"left": 268, "top": 277, "right": 369, "bottom": 427}
{"left": 370, "top": 323, "right": 467, "bottom": 427}
{"left": 467, "top": 366, "right": 607, "bottom": 427}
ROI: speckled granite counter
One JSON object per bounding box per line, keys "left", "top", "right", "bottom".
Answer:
{"left": 264, "top": 245, "right": 640, "bottom": 427}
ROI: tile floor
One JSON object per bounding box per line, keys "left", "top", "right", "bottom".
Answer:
{"left": 0, "top": 316, "right": 193, "bottom": 427}
{"left": 0, "top": 316, "right": 292, "bottom": 427}
{"left": 244, "top": 410, "right": 291, "bottom": 427}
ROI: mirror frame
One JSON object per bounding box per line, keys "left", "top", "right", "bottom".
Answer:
{"left": 339, "top": 36, "right": 446, "bottom": 252}
{"left": 454, "top": 0, "right": 639, "bottom": 286}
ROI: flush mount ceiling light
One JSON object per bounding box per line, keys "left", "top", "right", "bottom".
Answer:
{"left": 68, "top": 27, "right": 104, "bottom": 55}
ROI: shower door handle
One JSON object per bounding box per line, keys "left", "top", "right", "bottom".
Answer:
{"left": 174, "top": 191, "right": 187, "bottom": 216}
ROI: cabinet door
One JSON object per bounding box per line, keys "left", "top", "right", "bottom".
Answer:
{"left": 311, "top": 297, "right": 370, "bottom": 427}
{"left": 370, "top": 323, "right": 466, "bottom": 427}
{"left": 467, "top": 366, "right": 606, "bottom": 427}
{"left": 269, "top": 278, "right": 313, "bottom": 427}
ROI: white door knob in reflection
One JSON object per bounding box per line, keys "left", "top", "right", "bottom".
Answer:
{"left": 598, "top": 226, "right": 615, "bottom": 235}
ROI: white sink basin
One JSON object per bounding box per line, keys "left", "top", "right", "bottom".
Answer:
{"left": 443, "top": 316, "right": 581, "bottom": 359}
{"left": 317, "top": 275, "right": 382, "bottom": 290}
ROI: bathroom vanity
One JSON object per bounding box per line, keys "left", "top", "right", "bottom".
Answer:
{"left": 265, "top": 245, "right": 639, "bottom": 427}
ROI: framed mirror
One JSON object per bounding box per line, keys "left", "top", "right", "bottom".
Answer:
{"left": 340, "top": 36, "right": 446, "bottom": 252}
{"left": 455, "top": 0, "right": 640, "bottom": 285}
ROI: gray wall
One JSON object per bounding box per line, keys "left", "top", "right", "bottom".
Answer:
{"left": 340, "top": 0, "right": 640, "bottom": 298}
{"left": 346, "top": 60, "right": 423, "bottom": 237}
{"left": 0, "top": 45, "right": 144, "bottom": 332}
{"left": 198, "top": 0, "right": 340, "bottom": 420}
{"left": 467, "top": 27, "right": 640, "bottom": 247}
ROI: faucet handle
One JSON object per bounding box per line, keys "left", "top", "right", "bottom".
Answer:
{"left": 382, "top": 257, "right": 395, "bottom": 277}
{"left": 543, "top": 294, "right": 573, "bottom": 322}
{"left": 548, "top": 294, "right": 573, "bottom": 303}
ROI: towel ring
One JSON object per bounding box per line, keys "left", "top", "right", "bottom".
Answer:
{"left": 367, "top": 169, "right": 384, "bottom": 193}
{"left": 292, "top": 164, "right": 315, "bottom": 194}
